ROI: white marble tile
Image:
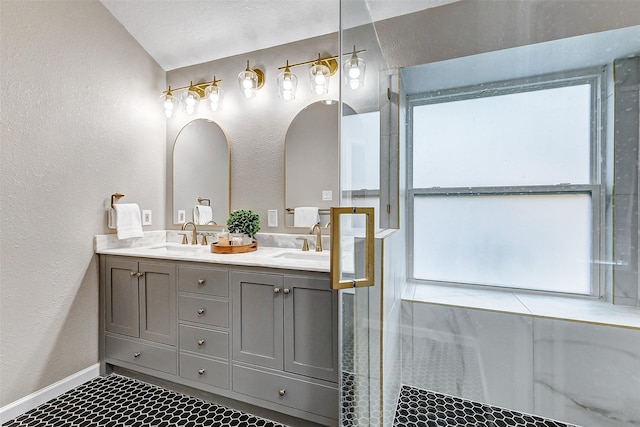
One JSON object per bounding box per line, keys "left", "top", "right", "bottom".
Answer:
{"left": 533, "top": 318, "right": 640, "bottom": 427}
{"left": 408, "top": 302, "right": 534, "bottom": 414}
{"left": 93, "top": 230, "right": 166, "bottom": 251}
{"left": 410, "top": 283, "right": 531, "bottom": 315}
{"left": 516, "top": 293, "right": 640, "bottom": 329}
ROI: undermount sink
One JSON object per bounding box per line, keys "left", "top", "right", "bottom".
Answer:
{"left": 151, "top": 244, "right": 208, "bottom": 253}
{"left": 273, "top": 251, "right": 330, "bottom": 261}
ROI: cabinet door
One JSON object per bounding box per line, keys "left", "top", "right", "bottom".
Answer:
{"left": 232, "top": 272, "right": 284, "bottom": 370}
{"left": 139, "top": 262, "right": 177, "bottom": 346}
{"left": 105, "top": 258, "right": 139, "bottom": 338}
{"left": 284, "top": 276, "right": 338, "bottom": 382}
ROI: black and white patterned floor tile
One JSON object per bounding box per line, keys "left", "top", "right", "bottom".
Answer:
{"left": 393, "top": 385, "right": 580, "bottom": 427}
{"left": 3, "top": 374, "right": 286, "bottom": 427}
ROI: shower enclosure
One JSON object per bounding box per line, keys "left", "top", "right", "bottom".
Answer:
{"left": 335, "top": 1, "right": 640, "bottom": 426}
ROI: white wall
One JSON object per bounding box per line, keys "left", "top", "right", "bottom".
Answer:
{"left": 0, "top": 0, "right": 165, "bottom": 405}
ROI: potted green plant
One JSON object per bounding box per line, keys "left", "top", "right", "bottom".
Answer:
{"left": 226, "top": 209, "right": 260, "bottom": 240}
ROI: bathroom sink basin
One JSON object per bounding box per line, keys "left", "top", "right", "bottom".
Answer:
{"left": 273, "top": 251, "right": 330, "bottom": 262}
{"left": 150, "top": 244, "right": 208, "bottom": 254}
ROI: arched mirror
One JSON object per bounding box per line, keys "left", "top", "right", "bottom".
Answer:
{"left": 173, "top": 119, "right": 230, "bottom": 225}
{"left": 284, "top": 101, "right": 340, "bottom": 227}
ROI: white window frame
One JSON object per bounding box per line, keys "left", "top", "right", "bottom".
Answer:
{"left": 407, "top": 68, "right": 606, "bottom": 297}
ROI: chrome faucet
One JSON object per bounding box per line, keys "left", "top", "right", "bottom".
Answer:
{"left": 181, "top": 222, "right": 198, "bottom": 245}
{"left": 309, "top": 223, "right": 323, "bottom": 252}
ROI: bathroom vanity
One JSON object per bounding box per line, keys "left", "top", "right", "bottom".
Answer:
{"left": 97, "top": 239, "right": 338, "bottom": 426}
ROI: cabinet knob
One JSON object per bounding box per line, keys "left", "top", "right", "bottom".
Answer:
{"left": 133, "top": 352, "right": 141, "bottom": 358}
{"left": 197, "top": 339, "right": 205, "bottom": 346}
{"left": 283, "top": 288, "right": 290, "bottom": 294}
{"left": 130, "top": 271, "right": 137, "bottom": 276}
{"left": 136, "top": 272, "right": 143, "bottom": 277}
{"left": 197, "top": 308, "right": 206, "bottom": 315}
{"left": 278, "top": 389, "right": 286, "bottom": 396}
{"left": 198, "top": 369, "right": 206, "bottom": 375}
{"left": 274, "top": 288, "right": 280, "bottom": 294}
{"left": 197, "top": 279, "right": 205, "bottom": 285}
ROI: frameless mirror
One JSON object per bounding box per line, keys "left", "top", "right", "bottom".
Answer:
{"left": 284, "top": 101, "right": 356, "bottom": 227}
{"left": 173, "top": 119, "right": 230, "bottom": 225}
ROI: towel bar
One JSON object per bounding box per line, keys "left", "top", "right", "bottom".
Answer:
{"left": 197, "top": 197, "right": 211, "bottom": 206}
{"left": 286, "top": 207, "right": 330, "bottom": 214}
{"left": 111, "top": 193, "right": 124, "bottom": 208}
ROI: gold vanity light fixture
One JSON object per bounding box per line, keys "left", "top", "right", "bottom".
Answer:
{"left": 276, "top": 60, "right": 298, "bottom": 101}
{"left": 238, "top": 60, "right": 264, "bottom": 99}
{"left": 344, "top": 45, "right": 366, "bottom": 90}
{"left": 159, "top": 76, "right": 224, "bottom": 118}
{"left": 276, "top": 48, "right": 366, "bottom": 99}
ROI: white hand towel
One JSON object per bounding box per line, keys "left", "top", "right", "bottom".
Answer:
{"left": 112, "top": 203, "right": 144, "bottom": 240}
{"left": 193, "top": 205, "right": 213, "bottom": 225}
{"left": 294, "top": 207, "right": 320, "bottom": 228}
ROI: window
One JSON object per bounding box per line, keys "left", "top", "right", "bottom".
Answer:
{"left": 408, "top": 70, "right": 604, "bottom": 295}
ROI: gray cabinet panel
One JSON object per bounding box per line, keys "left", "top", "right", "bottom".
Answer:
{"left": 105, "top": 259, "right": 139, "bottom": 338}
{"left": 284, "top": 276, "right": 338, "bottom": 383}
{"left": 180, "top": 353, "right": 229, "bottom": 389}
{"left": 179, "top": 266, "right": 229, "bottom": 297}
{"left": 106, "top": 334, "right": 177, "bottom": 375}
{"left": 233, "top": 364, "right": 338, "bottom": 420}
{"left": 179, "top": 295, "right": 229, "bottom": 328}
{"left": 139, "top": 263, "right": 177, "bottom": 346}
{"left": 179, "top": 324, "right": 228, "bottom": 360}
{"left": 232, "top": 272, "right": 284, "bottom": 370}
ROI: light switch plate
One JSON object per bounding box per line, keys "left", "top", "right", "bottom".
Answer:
{"left": 267, "top": 209, "right": 278, "bottom": 227}
{"left": 322, "top": 190, "right": 333, "bottom": 201}
{"left": 142, "top": 210, "right": 152, "bottom": 225}
{"left": 177, "top": 210, "right": 186, "bottom": 223}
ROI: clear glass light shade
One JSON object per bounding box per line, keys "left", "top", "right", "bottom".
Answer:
{"left": 277, "top": 69, "right": 298, "bottom": 101}
{"left": 159, "top": 92, "right": 178, "bottom": 118}
{"left": 205, "top": 84, "right": 224, "bottom": 111}
{"left": 238, "top": 70, "right": 258, "bottom": 98}
{"left": 309, "top": 63, "right": 330, "bottom": 95}
{"left": 344, "top": 53, "right": 366, "bottom": 90}
{"left": 181, "top": 89, "right": 200, "bottom": 115}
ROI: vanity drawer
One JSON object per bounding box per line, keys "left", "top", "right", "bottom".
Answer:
{"left": 232, "top": 364, "right": 338, "bottom": 420}
{"left": 178, "top": 295, "right": 229, "bottom": 328}
{"left": 179, "top": 324, "right": 229, "bottom": 359}
{"left": 180, "top": 352, "right": 229, "bottom": 389}
{"left": 179, "top": 266, "right": 228, "bottom": 297}
{"left": 105, "top": 335, "right": 177, "bottom": 375}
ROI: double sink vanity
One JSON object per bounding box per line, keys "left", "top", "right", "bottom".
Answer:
{"left": 96, "top": 232, "right": 338, "bottom": 426}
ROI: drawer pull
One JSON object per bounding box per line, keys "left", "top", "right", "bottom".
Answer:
{"left": 283, "top": 288, "right": 290, "bottom": 294}
{"left": 274, "top": 288, "right": 280, "bottom": 294}
{"left": 197, "top": 308, "right": 206, "bottom": 315}
{"left": 136, "top": 272, "right": 144, "bottom": 277}
{"left": 197, "top": 279, "right": 205, "bottom": 285}
{"left": 198, "top": 369, "right": 206, "bottom": 375}
{"left": 133, "top": 352, "right": 141, "bottom": 358}
{"left": 278, "top": 389, "right": 286, "bottom": 396}
{"left": 197, "top": 339, "right": 205, "bottom": 346}
{"left": 130, "top": 271, "right": 137, "bottom": 276}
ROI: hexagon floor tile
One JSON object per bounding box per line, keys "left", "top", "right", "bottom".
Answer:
{"left": 3, "top": 375, "right": 286, "bottom": 427}
{"left": 393, "top": 385, "right": 580, "bottom": 427}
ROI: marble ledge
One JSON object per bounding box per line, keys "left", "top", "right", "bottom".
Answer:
{"left": 403, "top": 282, "right": 640, "bottom": 330}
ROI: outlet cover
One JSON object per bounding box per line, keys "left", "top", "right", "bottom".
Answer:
{"left": 142, "top": 210, "right": 152, "bottom": 226}
{"left": 177, "top": 210, "right": 186, "bottom": 223}
{"left": 267, "top": 209, "right": 278, "bottom": 227}
{"left": 322, "top": 190, "right": 333, "bottom": 201}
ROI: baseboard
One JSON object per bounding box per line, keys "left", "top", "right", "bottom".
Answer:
{"left": 0, "top": 363, "right": 100, "bottom": 424}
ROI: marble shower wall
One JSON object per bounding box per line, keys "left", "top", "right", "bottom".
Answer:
{"left": 402, "top": 302, "right": 640, "bottom": 427}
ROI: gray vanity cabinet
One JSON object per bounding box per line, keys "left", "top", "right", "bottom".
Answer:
{"left": 105, "top": 258, "right": 177, "bottom": 346}
{"left": 231, "top": 272, "right": 284, "bottom": 370}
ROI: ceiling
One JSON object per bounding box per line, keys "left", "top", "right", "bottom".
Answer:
{"left": 100, "top": 0, "right": 458, "bottom": 71}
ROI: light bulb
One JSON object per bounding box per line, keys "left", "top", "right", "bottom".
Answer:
{"left": 348, "top": 67, "right": 361, "bottom": 79}
{"left": 244, "top": 88, "right": 254, "bottom": 98}
{"left": 242, "top": 77, "right": 253, "bottom": 89}
{"left": 282, "top": 90, "right": 293, "bottom": 101}
{"left": 282, "top": 78, "right": 293, "bottom": 91}
{"left": 313, "top": 84, "right": 325, "bottom": 95}
{"left": 314, "top": 73, "right": 326, "bottom": 85}
{"left": 349, "top": 79, "right": 360, "bottom": 90}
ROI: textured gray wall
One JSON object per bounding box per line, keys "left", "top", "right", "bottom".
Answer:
{"left": 0, "top": 1, "right": 165, "bottom": 405}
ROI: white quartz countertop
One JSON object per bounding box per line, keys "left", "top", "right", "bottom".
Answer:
{"left": 97, "top": 242, "right": 330, "bottom": 273}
